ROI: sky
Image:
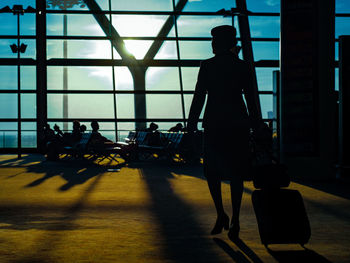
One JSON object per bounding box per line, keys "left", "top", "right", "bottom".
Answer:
{"left": 0, "top": 0, "right": 350, "bottom": 145}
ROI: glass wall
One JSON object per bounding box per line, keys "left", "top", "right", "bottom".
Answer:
{"left": 1, "top": 0, "right": 346, "bottom": 150}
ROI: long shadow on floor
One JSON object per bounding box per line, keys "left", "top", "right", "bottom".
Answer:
{"left": 139, "top": 162, "right": 227, "bottom": 263}
{"left": 213, "top": 238, "right": 255, "bottom": 263}
{"left": 267, "top": 247, "right": 333, "bottom": 263}
{"left": 22, "top": 158, "right": 123, "bottom": 191}
{"left": 10, "top": 171, "right": 105, "bottom": 263}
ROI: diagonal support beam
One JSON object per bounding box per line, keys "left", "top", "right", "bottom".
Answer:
{"left": 144, "top": 0, "right": 188, "bottom": 61}
{"left": 83, "top": 0, "right": 136, "bottom": 66}
{"left": 83, "top": 0, "right": 188, "bottom": 130}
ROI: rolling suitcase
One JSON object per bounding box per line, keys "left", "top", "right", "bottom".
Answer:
{"left": 251, "top": 188, "right": 311, "bottom": 246}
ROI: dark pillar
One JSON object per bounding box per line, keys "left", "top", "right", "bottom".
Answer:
{"left": 338, "top": 35, "right": 350, "bottom": 180}
{"left": 36, "top": 0, "right": 47, "bottom": 152}
{"left": 280, "top": 0, "right": 336, "bottom": 180}
{"left": 273, "top": 70, "right": 280, "bottom": 161}
{"left": 131, "top": 68, "right": 147, "bottom": 130}
{"left": 236, "top": 0, "right": 262, "bottom": 119}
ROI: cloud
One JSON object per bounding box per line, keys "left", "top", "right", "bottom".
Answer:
{"left": 265, "top": 0, "right": 279, "bottom": 6}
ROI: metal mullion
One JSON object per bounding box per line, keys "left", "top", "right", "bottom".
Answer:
{"left": 46, "top": 118, "right": 190, "bottom": 122}
{"left": 336, "top": 13, "right": 350, "bottom": 17}
{"left": 46, "top": 90, "right": 195, "bottom": 94}
{"left": 0, "top": 59, "right": 36, "bottom": 65}
{"left": 0, "top": 35, "right": 36, "bottom": 39}
{"left": 45, "top": 90, "right": 271, "bottom": 94}
{"left": 45, "top": 9, "right": 280, "bottom": 16}
{"left": 46, "top": 35, "right": 280, "bottom": 41}
{"left": 172, "top": 0, "right": 187, "bottom": 129}
{"left": 0, "top": 119, "right": 37, "bottom": 122}
{"left": 108, "top": 0, "right": 118, "bottom": 141}
{"left": 46, "top": 58, "right": 279, "bottom": 67}
{"left": 0, "top": 90, "right": 36, "bottom": 93}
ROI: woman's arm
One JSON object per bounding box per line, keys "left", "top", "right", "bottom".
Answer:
{"left": 187, "top": 63, "right": 207, "bottom": 131}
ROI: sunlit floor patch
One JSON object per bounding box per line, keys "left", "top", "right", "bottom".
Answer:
{"left": 0, "top": 154, "right": 349, "bottom": 262}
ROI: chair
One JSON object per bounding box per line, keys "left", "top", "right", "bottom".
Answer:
{"left": 61, "top": 132, "right": 92, "bottom": 159}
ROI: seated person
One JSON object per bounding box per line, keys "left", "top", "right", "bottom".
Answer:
{"left": 145, "top": 122, "right": 159, "bottom": 132}
{"left": 89, "top": 120, "right": 114, "bottom": 149}
{"left": 80, "top": 124, "right": 87, "bottom": 133}
{"left": 144, "top": 123, "right": 166, "bottom": 147}
{"left": 42, "top": 123, "right": 55, "bottom": 143}
{"left": 53, "top": 124, "right": 64, "bottom": 139}
{"left": 168, "top": 123, "right": 183, "bottom": 132}
{"left": 40, "top": 123, "right": 55, "bottom": 154}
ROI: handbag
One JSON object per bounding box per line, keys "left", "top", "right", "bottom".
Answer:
{"left": 250, "top": 125, "right": 290, "bottom": 189}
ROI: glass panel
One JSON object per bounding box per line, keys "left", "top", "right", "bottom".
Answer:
{"left": 20, "top": 13, "right": 36, "bottom": 35}
{"left": 335, "top": 42, "right": 339, "bottom": 61}
{"left": 0, "top": 123, "right": 17, "bottom": 148}
{"left": 0, "top": 39, "right": 35, "bottom": 58}
{"left": 21, "top": 66, "right": 36, "bottom": 90}
{"left": 118, "top": 122, "right": 136, "bottom": 140}
{"left": 67, "top": 15, "right": 105, "bottom": 36}
{"left": 22, "top": 122, "right": 36, "bottom": 148}
{"left": 252, "top": 41, "right": 279, "bottom": 61}
{"left": 47, "top": 14, "right": 105, "bottom": 36}
{"left": 146, "top": 94, "right": 183, "bottom": 118}
{"left": 249, "top": 16, "right": 280, "bottom": 38}
{"left": 111, "top": 0, "right": 173, "bottom": 11}
{"left": 146, "top": 67, "right": 180, "bottom": 90}
{"left": 47, "top": 66, "right": 113, "bottom": 90}
{"left": 47, "top": 94, "right": 114, "bottom": 118}
{"left": 154, "top": 41, "right": 178, "bottom": 59}
{"left": 181, "top": 0, "right": 235, "bottom": 12}
{"left": 116, "top": 94, "right": 135, "bottom": 118}
{"left": 47, "top": 14, "right": 63, "bottom": 35}
{"left": 259, "top": 94, "right": 273, "bottom": 119}
{"left": 184, "top": 94, "right": 205, "bottom": 120}
{"left": 123, "top": 40, "right": 153, "bottom": 59}
{"left": 0, "top": 13, "right": 16, "bottom": 35}
{"left": 179, "top": 41, "right": 212, "bottom": 59}
{"left": 256, "top": 67, "right": 279, "bottom": 91}
{"left": 19, "top": 39, "right": 36, "bottom": 59}
{"left": 336, "top": 18, "right": 350, "bottom": 38}
{"left": 335, "top": 68, "right": 339, "bottom": 91}
{"left": 177, "top": 16, "right": 233, "bottom": 37}
{"left": 181, "top": 67, "right": 199, "bottom": 91}
{"left": 0, "top": 66, "right": 16, "bottom": 90}
{"left": 47, "top": 40, "right": 112, "bottom": 59}
{"left": 21, "top": 94, "right": 36, "bottom": 118}
{"left": 112, "top": 15, "right": 173, "bottom": 37}
{"left": 336, "top": 0, "right": 350, "bottom": 13}
{"left": 115, "top": 67, "right": 133, "bottom": 90}
{"left": 0, "top": 39, "right": 19, "bottom": 58}
{"left": 0, "top": 94, "right": 17, "bottom": 118}
{"left": 247, "top": 0, "right": 280, "bottom": 12}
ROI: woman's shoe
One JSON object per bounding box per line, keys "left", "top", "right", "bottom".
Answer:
{"left": 228, "top": 221, "right": 240, "bottom": 241}
{"left": 210, "top": 213, "right": 229, "bottom": 235}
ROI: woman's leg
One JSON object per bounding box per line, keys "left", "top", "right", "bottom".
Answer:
{"left": 230, "top": 175, "right": 243, "bottom": 225}
{"left": 207, "top": 175, "right": 225, "bottom": 216}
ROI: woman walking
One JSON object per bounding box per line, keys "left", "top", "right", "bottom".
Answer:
{"left": 187, "top": 25, "right": 261, "bottom": 240}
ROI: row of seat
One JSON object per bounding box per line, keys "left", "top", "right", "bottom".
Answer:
{"left": 56, "top": 131, "right": 188, "bottom": 163}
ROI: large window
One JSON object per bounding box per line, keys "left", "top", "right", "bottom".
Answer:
{"left": 4, "top": 0, "right": 347, "bottom": 150}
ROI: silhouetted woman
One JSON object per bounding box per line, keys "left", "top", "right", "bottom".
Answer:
{"left": 187, "top": 25, "right": 261, "bottom": 240}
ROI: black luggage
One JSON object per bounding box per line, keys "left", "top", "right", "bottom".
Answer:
{"left": 251, "top": 189, "right": 311, "bottom": 246}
